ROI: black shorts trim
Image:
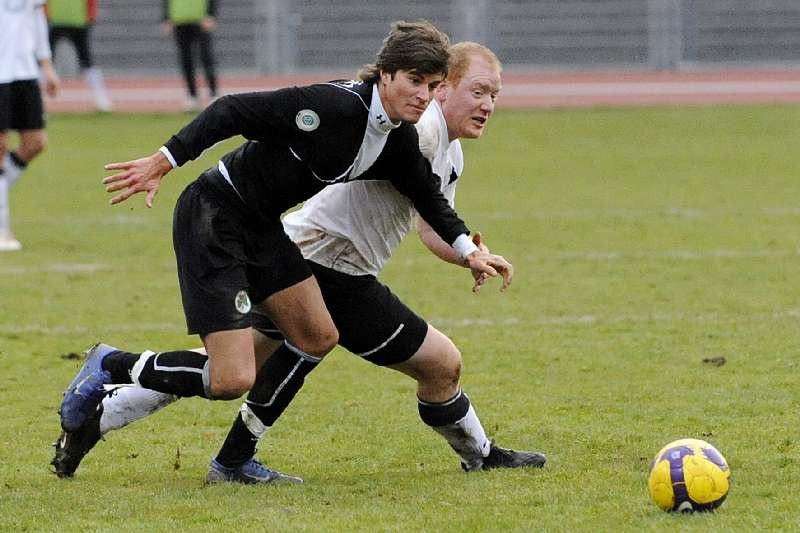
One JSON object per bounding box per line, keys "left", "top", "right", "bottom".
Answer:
{"left": 173, "top": 174, "right": 312, "bottom": 336}
{"left": 252, "top": 261, "right": 428, "bottom": 366}
{"left": 0, "top": 80, "right": 45, "bottom": 132}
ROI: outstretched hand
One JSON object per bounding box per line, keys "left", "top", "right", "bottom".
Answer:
{"left": 464, "top": 240, "right": 513, "bottom": 293}
{"left": 103, "top": 152, "right": 173, "bottom": 207}
{"left": 470, "top": 232, "right": 492, "bottom": 292}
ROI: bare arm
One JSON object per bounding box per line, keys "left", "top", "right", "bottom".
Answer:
{"left": 416, "top": 215, "right": 509, "bottom": 292}
{"left": 416, "top": 214, "right": 484, "bottom": 265}
{"left": 38, "top": 59, "right": 60, "bottom": 98}
{"left": 34, "top": 6, "right": 59, "bottom": 97}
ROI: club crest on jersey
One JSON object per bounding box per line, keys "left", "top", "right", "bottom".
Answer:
{"left": 295, "top": 109, "right": 320, "bottom": 132}
{"left": 234, "top": 290, "right": 251, "bottom": 314}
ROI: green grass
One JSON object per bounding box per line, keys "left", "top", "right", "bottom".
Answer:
{"left": 1, "top": 106, "right": 799, "bottom": 531}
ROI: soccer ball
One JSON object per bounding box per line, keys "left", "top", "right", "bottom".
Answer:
{"left": 647, "top": 438, "right": 730, "bottom": 512}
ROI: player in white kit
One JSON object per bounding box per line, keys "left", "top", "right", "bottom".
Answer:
{"left": 52, "top": 42, "right": 546, "bottom": 481}
{"left": 0, "top": 0, "right": 60, "bottom": 251}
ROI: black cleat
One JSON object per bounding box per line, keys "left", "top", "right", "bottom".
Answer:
{"left": 51, "top": 403, "right": 104, "bottom": 478}
{"left": 463, "top": 442, "right": 547, "bottom": 471}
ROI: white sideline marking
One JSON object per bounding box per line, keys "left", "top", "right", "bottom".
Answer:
{"left": 0, "top": 322, "right": 182, "bottom": 335}
{"left": 396, "top": 248, "right": 800, "bottom": 268}
{"left": 483, "top": 207, "right": 800, "bottom": 220}
{"left": 2, "top": 308, "right": 799, "bottom": 337}
{"left": 0, "top": 263, "right": 109, "bottom": 275}
{"left": 432, "top": 308, "right": 800, "bottom": 328}
{"left": 525, "top": 249, "right": 800, "bottom": 261}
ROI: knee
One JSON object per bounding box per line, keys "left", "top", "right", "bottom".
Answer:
{"left": 20, "top": 136, "right": 47, "bottom": 160}
{"left": 418, "top": 343, "right": 462, "bottom": 388}
{"left": 439, "top": 346, "right": 462, "bottom": 386}
{"left": 208, "top": 371, "right": 254, "bottom": 400}
{"left": 294, "top": 325, "right": 338, "bottom": 358}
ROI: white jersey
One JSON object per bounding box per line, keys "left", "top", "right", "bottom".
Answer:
{"left": 283, "top": 99, "right": 464, "bottom": 276}
{"left": 0, "top": 0, "right": 50, "bottom": 83}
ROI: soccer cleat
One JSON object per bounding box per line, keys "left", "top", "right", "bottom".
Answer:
{"left": 0, "top": 231, "right": 22, "bottom": 252}
{"left": 51, "top": 404, "right": 104, "bottom": 478}
{"left": 59, "top": 343, "right": 117, "bottom": 432}
{"left": 206, "top": 458, "right": 303, "bottom": 485}
{"left": 462, "top": 442, "right": 547, "bottom": 472}
{"left": 183, "top": 96, "right": 200, "bottom": 112}
{"left": 95, "top": 97, "right": 113, "bottom": 113}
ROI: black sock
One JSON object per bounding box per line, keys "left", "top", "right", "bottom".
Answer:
{"left": 101, "top": 351, "right": 140, "bottom": 383}
{"left": 8, "top": 151, "right": 27, "bottom": 169}
{"left": 117, "top": 350, "right": 209, "bottom": 397}
{"left": 215, "top": 343, "right": 320, "bottom": 467}
{"left": 418, "top": 390, "right": 471, "bottom": 428}
{"left": 215, "top": 414, "right": 258, "bottom": 468}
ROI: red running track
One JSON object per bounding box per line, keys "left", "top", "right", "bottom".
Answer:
{"left": 46, "top": 69, "right": 800, "bottom": 113}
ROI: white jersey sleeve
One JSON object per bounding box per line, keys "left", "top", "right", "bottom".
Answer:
{"left": 34, "top": 4, "right": 52, "bottom": 61}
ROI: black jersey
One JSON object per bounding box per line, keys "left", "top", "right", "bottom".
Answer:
{"left": 162, "top": 80, "right": 469, "bottom": 245}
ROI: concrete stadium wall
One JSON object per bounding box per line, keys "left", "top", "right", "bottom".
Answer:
{"left": 80, "top": 0, "right": 800, "bottom": 75}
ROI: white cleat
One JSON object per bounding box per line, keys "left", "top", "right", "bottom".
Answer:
{"left": 95, "top": 98, "right": 113, "bottom": 113}
{"left": 183, "top": 96, "right": 200, "bottom": 113}
{"left": 0, "top": 232, "right": 22, "bottom": 251}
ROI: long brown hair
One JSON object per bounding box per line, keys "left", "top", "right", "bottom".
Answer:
{"left": 358, "top": 20, "right": 450, "bottom": 83}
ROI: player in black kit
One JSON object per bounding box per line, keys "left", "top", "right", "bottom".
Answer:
{"left": 58, "top": 21, "right": 512, "bottom": 483}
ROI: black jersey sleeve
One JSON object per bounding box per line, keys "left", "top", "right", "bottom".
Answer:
{"left": 162, "top": 88, "right": 304, "bottom": 167}
{"left": 379, "top": 126, "right": 470, "bottom": 245}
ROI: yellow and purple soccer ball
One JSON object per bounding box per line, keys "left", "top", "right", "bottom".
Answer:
{"left": 647, "top": 438, "right": 731, "bottom": 512}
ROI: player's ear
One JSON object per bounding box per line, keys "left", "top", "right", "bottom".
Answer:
{"left": 436, "top": 81, "right": 450, "bottom": 102}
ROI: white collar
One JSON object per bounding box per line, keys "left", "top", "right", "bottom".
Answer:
{"left": 429, "top": 99, "right": 450, "bottom": 152}
{"left": 370, "top": 85, "right": 402, "bottom": 134}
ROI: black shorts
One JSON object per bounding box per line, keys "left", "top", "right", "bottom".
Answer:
{"left": 50, "top": 26, "right": 94, "bottom": 69}
{"left": 0, "top": 80, "right": 45, "bottom": 132}
{"left": 252, "top": 261, "right": 428, "bottom": 366}
{"left": 173, "top": 174, "right": 312, "bottom": 335}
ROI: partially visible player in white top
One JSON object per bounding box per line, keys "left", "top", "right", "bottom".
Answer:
{"left": 52, "top": 42, "right": 547, "bottom": 479}
{"left": 0, "top": 0, "right": 60, "bottom": 251}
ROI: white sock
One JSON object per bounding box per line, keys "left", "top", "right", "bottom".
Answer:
{"left": 84, "top": 67, "right": 112, "bottom": 111}
{"left": 2, "top": 153, "right": 23, "bottom": 188}
{"left": 99, "top": 386, "right": 178, "bottom": 434}
{"left": 0, "top": 175, "right": 10, "bottom": 234}
{"left": 432, "top": 404, "right": 492, "bottom": 461}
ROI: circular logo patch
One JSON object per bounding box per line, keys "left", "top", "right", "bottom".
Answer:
{"left": 234, "top": 290, "right": 252, "bottom": 314}
{"left": 295, "top": 109, "right": 320, "bottom": 132}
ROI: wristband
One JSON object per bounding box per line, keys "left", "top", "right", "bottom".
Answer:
{"left": 452, "top": 234, "right": 479, "bottom": 260}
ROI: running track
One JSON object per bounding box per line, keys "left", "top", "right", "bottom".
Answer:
{"left": 47, "top": 70, "right": 800, "bottom": 112}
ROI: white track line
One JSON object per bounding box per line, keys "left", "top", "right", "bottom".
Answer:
{"left": 4, "top": 308, "right": 797, "bottom": 336}
{"left": 0, "top": 263, "right": 109, "bottom": 275}
{"left": 0, "top": 322, "right": 183, "bottom": 335}
{"left": 525, "top": 249, "right": 800, "bottom": 261}
{"left": 432, "top": 308, "right": 800, "bottom": 328}
{"left": 482, "top": 207, "right": 800, "bottom": 220}
{"left": 2, "top": 245, "right": 798, "bottom": 278}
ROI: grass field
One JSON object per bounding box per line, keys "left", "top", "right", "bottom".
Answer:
{"left": 1, "top": 105, "right": 798, "bottom": 531}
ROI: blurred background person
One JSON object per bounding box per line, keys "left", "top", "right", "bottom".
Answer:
{"left": 161, "top": 0, "right": 219, "bottom": 112}
{"left": 0, "top": 0, "right": 60, "bottom": 251}
{"left": 47, "top": 0, "right": 112, "bottom": 112}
